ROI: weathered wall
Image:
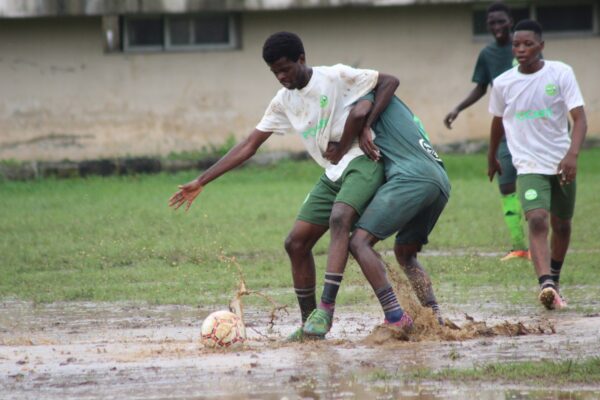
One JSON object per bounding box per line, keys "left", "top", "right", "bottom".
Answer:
{"left": 1, "top": 6, "right": 598, "bottom": 161}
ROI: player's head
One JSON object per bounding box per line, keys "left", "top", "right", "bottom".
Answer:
{"left": 512, "top": 20, "right": 544, "bottom": 67}
{"left": 262, "top": 31, "right": 309, "bottom": 90}
{"left": 486, "top": 2, "right": 513, "bottom": 43}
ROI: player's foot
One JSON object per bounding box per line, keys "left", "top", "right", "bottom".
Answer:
{"left": 302, "top": 308, "right": 332, "bottom": 337}
{"left": 384, "top": 312, "right": 414, "bottom": 332}
{"left": 285, "top": 326, "right": 305, "bottom": 342}
{"left": 538, "top": 287, "right": 567, "bottom": 310}
{"left": 501, "top": 249, "right": 530, "bottom": 261}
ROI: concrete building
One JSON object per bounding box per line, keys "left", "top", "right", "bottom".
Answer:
{"left": 1, "top": 0, "right": 599, "bottom": 161}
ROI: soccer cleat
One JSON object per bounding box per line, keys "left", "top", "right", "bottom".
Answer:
{"left": 302, "top": 308, "right": 332, "bottom": 337}
{"left": 501, "top": 249, "right": 530, "bottom": 261}
{"left": 384, "top": 312, "right": 414, "bottom": 331}
{"left": 286, "top": 326, "right": 306, "bottom": 342}
{"left": 539, "top": 287, "right": 567, "bottom": 310}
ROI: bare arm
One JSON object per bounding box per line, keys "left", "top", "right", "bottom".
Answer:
{"left": 444, "top": 83, "right": 487, "bottom": 129}
{"left": 324, "top": 99, "right": 373, "bottom": 164}
{"left": 558, "top": 106, "right": 587, "bottom": 184}
{"left": 169, "top": 129, "right": 272, "bottom": 210}
{"left": 364, "top": 73, "right": 399, "bottom": 129}
{"left": 487, "top": 116, "right": 504, "bottom": 182}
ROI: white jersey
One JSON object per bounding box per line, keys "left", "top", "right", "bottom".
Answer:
{"left": 256, "top": 64, "right": 378, "bottom": 181}
{"left": 489, "top": 60, "right": 584, "bottom": 175}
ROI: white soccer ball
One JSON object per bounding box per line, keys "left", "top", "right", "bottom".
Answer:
{"left": 200, "top": 310, "right": 246, "bottom": 348}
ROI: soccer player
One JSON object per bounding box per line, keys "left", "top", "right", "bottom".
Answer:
{"left": 302, "top": 91, "right": 451, "bottom": 337}
{"left": 444, "top": 2, "right": 529, "bottom": 261}
{"left": 169, "top": 32, "right": 428, "bottom": 340}
{"left": 488, "top": 20, "right": 587, "bottom": 310}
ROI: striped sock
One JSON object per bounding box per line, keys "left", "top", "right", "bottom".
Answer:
{"left": 375, "top": 285, "right": 403, "bottom": 323}
{"left": 550, "top": 259, "right": 563, "bottom": 289}
{"left": 320, "top": 272, "right": 343, "bottom": 315}
{"left": 294, "top": 287, "right": 316, "bottom": 323}
{"left": 538, "top": 275, "right": 556, "bottom": 290}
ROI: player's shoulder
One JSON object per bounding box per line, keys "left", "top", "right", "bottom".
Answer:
{"left": 545, "top": 60, "right": 574, "bottom": 73}
{"left": 493, "top": 66, "right": 518, "bottom": 86}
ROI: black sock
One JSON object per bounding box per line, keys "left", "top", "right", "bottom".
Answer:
{"left": 550, "top": 259, "right": 563, "bottom": 286}
{"left": 294, "top": 287, "right": 316, "bottom": 323}
{"left": 538, "top": 275, "right": 555, "bottom": 290}
{"left": 320, "top": 272, "right": 343, "bottom": 307}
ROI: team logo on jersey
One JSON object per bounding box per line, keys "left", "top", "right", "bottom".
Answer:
{"left": 545, "top": 84, "right": 558, "bottom": 96}
{"left": 419, "top": 138, "right": 442, "bottom": 162}
{"left": 320, "top": 95, "right": 329, "bottom": 108}
{"left": 524, "top": 189, "right": 538, "bottom": 201}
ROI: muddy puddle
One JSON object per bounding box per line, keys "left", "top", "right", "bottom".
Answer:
{"left": 1, "top": 297, "right": 600, "bottom": 400}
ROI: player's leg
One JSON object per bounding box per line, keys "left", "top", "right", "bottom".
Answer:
{"left": 497, "top": 140, "right": 528, "bottom": 261}
{"left": 284, "top": 173, "right": 334, "bottom": 341}
{"left": 548, "top": 176, "right": 576, "bottom": 299}
{"left": 349, "top": 229, "right": 412, "bottom": 329}
{"left": 393, "top": 186, "right": 448, "bottom": 325}
{"left": 303, "top": 156, "right": 384, "bottom": 337}
{"left": 518, "top": 174, "right": 563, "bottom": 309}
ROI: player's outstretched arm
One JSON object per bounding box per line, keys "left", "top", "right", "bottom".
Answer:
{"left": 364, "top": 73, "right": 399, "bottom": 130}
{"left": 558, "top": 106, "right": 587, "bottom": 185}
{"left": 169, "top": 129, "right": 272, "bottom": 211}
{"left": 487, "top": 116, "right": 504, "bottom": 181}
{"left": 444, "top": 84, "right": 487, "bottom": 129}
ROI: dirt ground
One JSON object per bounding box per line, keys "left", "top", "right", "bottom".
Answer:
{"left": 1, "top": 298, "right": 600, "bottom": 400}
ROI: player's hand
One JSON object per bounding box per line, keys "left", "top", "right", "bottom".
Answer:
{"left": 324, "top": 142, "right": 344, "bottom": 165}
{"left": 487, "top": 157, "right": 502, "bottom": 182}
{"left": 168, "top": 179, "right": 204, "bottom": 211}
{"left": 557, "top": 153, "right": 577, "bottom": 185}
{"left": 444, "top": 109, "right": 459, "bottom": 129}
{"left": 359, "top": 126, "right": 380, "bottom": 161}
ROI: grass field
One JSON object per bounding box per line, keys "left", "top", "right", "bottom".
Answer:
{"left": 1, "top": 149, "right": 599, "bottom": 311}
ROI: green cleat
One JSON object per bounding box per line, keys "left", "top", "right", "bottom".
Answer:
{"left": 302, "top": 308, "right": 332, "bottom": 337}
{"left": 285, "top": 326, "right": 305, "bottom": 342}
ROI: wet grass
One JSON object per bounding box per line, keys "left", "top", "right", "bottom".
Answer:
{"left": 1, "top": 149, "right": 599, "bottom": 307}
{"left": 407, "top": 357, "right": 600, "bottom": 384}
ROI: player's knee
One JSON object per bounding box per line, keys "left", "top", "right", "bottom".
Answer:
{"left": 284, "top": 233, "right": 308, "bottom": 256}
{"left": 528, "top": 214, "right": 549, "bottom": 235}
{"left": 394, "top": 245, "right": 419, "bottom": 267}
{"left": 329, "top": 207, "right": 353, "bottom": 233}
{"left": 349, "top": 234, "right": 369, "bottom": 257}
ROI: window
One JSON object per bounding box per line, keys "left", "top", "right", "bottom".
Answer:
{"left": 472, "top": 2, "right": 597, "bottom": 36}
{"left": 122, "top": 14, "right": 239, "bottom": 52}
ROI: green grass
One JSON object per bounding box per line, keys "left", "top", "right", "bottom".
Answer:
{"left": 1, "top": 149, "right": 600, "bottom": 307}
{"left": 407, "top": 357, "right": 600, "bottom": 384}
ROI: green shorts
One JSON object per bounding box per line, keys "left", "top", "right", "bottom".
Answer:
{"left": 297, "top": 155, "right": 384, "bottom": 226}
{"left": 355, "top": 178, "right": 448, "bottom": 245}
{"left": 496, "top": 139, "right": 517, "bottom": 187}
{"left": 517, "top": 174, "right": 576, "bottom": 219}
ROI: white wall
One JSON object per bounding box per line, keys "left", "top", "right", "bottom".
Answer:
{"left": 1, "top": 6, "right": 598, "bottom": 161}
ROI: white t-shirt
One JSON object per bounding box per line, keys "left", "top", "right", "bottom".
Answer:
{"left": 489, "top": 60, "right": 584, "bottom": 175}
{"left": 256, "top": 64, "right": 378, "bottom": 181}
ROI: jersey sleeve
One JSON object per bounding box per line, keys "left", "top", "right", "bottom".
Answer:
{"left": 472, "top": 50, "right": 490, "bottom": 86}
{"left": 560, "top": 65, "right": 585, "bottom": 111}
{"left": 332, "top": 64, "right": 378, "bottom": 107}
{"left": 255, "top": 92, "right": 292, "bottom": 135}
{"left": 488, "top": 82, "right": 505, "bottom": 117}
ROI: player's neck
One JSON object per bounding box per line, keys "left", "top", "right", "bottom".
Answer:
{"left": 297, "top": 67, "right": 313, "bottom": 90}
{"left": 495, "top": 34, "right": 512, "bottom": 47}
{"left": 519, "top": 58, "right": 544, "bottom": 74}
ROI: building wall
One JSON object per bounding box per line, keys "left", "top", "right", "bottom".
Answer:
{"left": 1, "top": 6, "right": 599, "bottom": 161}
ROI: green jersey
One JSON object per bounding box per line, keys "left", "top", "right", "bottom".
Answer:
{"left": 472, "top": 41, "right": 515, "bottom": 86}
{"left": 365, "top": 94, "right": 451, "bottom": 198}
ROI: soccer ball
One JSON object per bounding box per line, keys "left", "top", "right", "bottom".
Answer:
{"left": 200, "top": 310, "right": 246, "bottom": 348}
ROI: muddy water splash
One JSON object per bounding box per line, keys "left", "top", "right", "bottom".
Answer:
{"left": 362, "top": 262, "right": 556, "bottom": 346}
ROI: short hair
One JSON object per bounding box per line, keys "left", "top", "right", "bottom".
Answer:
{"left": 262, "top": 32, "right": 305, "bottom": 64}
{"left": 514, "top": 19, "right": 543, "bottom": 38}
{"left": 486, "top": 2, "right": 511, "bottom": 17}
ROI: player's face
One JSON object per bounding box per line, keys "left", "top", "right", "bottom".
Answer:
{"left": 486, "top": 11, "right": 512, "bottom": 43}
{"left": 268, "top": 55, "right": 306, "bottom": 90}
{"left": 512, "top": 31, "right": 544, "bottom": 67}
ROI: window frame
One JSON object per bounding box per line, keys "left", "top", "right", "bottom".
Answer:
{"left": 471, "top": 1, "right": 598, "bottom": 40}
{"left": 122, "top": 13, "right": 240, "bottom": 53}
